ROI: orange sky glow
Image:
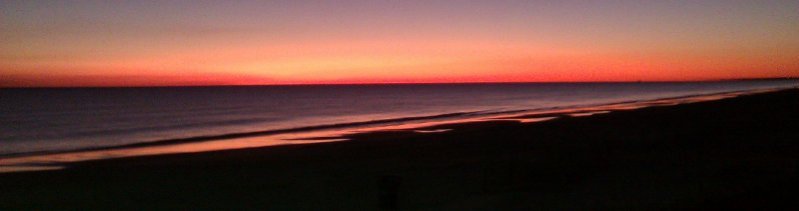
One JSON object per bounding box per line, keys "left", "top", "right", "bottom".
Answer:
{"left": 2, "top": 1, "right": 797, "bottom": 87}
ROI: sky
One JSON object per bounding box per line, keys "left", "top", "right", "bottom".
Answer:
{"left": 1, "top": 0, "right": 798, "bottom": 87}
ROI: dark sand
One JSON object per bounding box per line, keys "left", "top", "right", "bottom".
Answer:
{"left": 2, "top": 89, "right": 798, "bottom": 210}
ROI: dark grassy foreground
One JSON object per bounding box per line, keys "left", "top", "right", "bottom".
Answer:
{"left": 2, "top": 89, "right": 798, "bottom": 210}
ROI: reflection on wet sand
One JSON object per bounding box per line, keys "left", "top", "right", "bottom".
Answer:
{"left": 414, "top": 129, "right": 452, "bottom": 133}
{"left": 569, "top": 111, "right": 609, "bottom": 117}
{"left": 0, "top": 88, "right": 783, "bottom": 173}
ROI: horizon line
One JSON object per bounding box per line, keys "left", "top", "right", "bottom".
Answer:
{"left": 2, "top": 77, "right": 797, "bottom": 89}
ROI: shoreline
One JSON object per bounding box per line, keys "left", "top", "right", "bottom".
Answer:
{"left": 1, "top": 88, "right": 798, "bottom": 209}
{"left": 0, "top": 87, "right": 788, "bottom": 171}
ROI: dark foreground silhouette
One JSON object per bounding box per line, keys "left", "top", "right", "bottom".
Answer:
{"left": 2, "top": 89, "right": 798, "bottom": 210}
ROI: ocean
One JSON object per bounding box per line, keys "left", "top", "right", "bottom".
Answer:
{"left": 1, "top": 81, "right": 797, "bottom": 157}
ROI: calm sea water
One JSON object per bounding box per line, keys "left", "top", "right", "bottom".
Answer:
{"left": 1, "top": 81, "right": 796, "bottom": 156}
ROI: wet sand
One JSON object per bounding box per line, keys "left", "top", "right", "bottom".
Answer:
{"left": 2, "top": 88, "right": 798, "bottom": 209}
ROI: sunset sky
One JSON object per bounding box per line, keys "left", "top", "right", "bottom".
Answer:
{"left": 2, "top": 0, "right": 798, "bottom": 87}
